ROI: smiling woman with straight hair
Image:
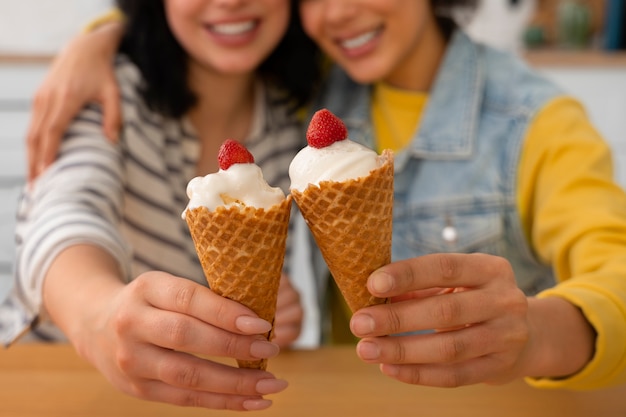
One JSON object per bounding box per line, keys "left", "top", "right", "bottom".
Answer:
{"left": 1, "top": 0, "right": 322, "bottom": 411}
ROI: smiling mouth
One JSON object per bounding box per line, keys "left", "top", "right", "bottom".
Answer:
{"left": 339, "top": 28, "right": 381, "bottom": 50}
{"left": 209, "top": 20, "right": 257, "bottom": 36}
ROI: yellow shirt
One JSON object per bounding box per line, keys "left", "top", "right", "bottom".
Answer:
{"left": 372, "top": 84, "right": 427, "bottom": 152}
{"left": 371, "top": 82, "right": 626, "bottom": 390}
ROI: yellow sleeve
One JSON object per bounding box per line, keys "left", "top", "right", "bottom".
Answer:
{"left": 82, "top": 8, "right": 125, "bottom": 33}
{"left": 517, "top": 96, "right": 626, "bottom": 390}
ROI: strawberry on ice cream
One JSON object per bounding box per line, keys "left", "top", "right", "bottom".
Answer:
{"left": 289, "top": 109, "right": 380, "bottom": 192}
{"left": 183, "top": 139, "right": 285, "bottom": 215}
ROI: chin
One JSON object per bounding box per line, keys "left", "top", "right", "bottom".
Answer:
{"left": 214, "top": 60, "right": 263, "bottom": 75}
{"left": 343, "top": 66, "right": 385, "bottom": 85}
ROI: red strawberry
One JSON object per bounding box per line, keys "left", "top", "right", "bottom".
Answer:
{"left": 218, "top": 139, "right": 255, "bottom": 170}
{"left": 306, "top": 108, "right": 348, "bottom": 148}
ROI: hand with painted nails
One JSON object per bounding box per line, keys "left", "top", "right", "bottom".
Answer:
{"left": 349, "top": 253, "right": 596, "bottom": 388}
{"left": 43, "top": 246, "right": 288, "bottom": 411}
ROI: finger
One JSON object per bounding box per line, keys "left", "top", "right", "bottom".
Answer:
{"left": 367, "top": 253, "right": 514, "bottom": 298}
{"left": 25, "top": 90, "right": 55, "bottom": 182}
{"left": 38, "top": 130, "right": 63, "bottom": 174}
{"left": 272, "top": 323, "right": 301, "bottom": 348}
{"left": 351, "top": 288, "right": 501, "bottom": 337}
{"left": 99, "top": 81, "right": 122, "bottom": 142}
{"left": 390, "top": 287, "right": 453, "bottom": 303}
{"left": 131, "top": 305, "right": 279, "bottom": 360}
{"left": 276, "top": 278, "right": 300, "bottom": 310}
{"left": 274, "top": 300, "right": 303, "bottom": 327}
{"left": 126, "top": 378, "right": 274, "bottom": 411}
{"left": 118, "top": 345, "right": 287, "bottom": 398}
{"left": 273, "top": 302, "right": 303, "bottom": 347}
{"left": 38, "top": 94, "right": 86, "bottom": 170}
{"left": 135, "top": 273, "right": 272, "bottom": 335}
{"left": 355, "top": 323, "right": 503, "bottom": 365}
{"left": 378, "top": 354, "right": 512, "bottom": 388}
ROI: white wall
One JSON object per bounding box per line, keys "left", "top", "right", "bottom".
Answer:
{"left": 0, "top": 62, "right": 49, "bottom": 301}
{"left": 0, "top": 0, "right": 111, "bottom": 55}
{"left": 464, "top": 0, "right": 537, "bottom": 52}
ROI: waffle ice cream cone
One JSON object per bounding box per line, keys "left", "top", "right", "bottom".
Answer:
{"left": 185, "top": 196, "right": 292, "bottom": 370}
{"left": 292, "top": 150, "right": 394, "bottom": 313}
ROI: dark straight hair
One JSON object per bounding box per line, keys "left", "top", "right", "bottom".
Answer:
{"left": 116, "top": 0, "right": 322, "bottom": 118}
{"left": 431, "top": 0, "right": 479, "bottom": 40}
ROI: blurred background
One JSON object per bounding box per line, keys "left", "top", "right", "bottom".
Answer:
{"left": 0, "top": 0, "right": 625, "bottom": 301}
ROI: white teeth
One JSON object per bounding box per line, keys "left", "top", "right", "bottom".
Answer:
{"left": 211, "top": 20, "right": 255, "bottom": 36}
{"left": 341, "top": 30, "right": 377, "bottom": 49}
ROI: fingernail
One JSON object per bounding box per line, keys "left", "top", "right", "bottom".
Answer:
{"left": 369, "top": 271, "right": 393, "bottom": 294}
{"left": 381, "top": 363, "right": 400, "bottom": 377}
{"left": 350, "top": 313, "right": 375, "bottom": 337}
{"left": 256, "top": 378, "right": 288, "bottom": 395}
{"left": 243, "top": 399, "right": 273, "bottom": 411}
{"left": 236, "top": 316, "right": 272, "bottom": 334}
{"left": 350, "top": 313, "right": 375, "bottom": 336}
{"left": 357, "top": 340, "right": 380, "bottom": 360}
{"left": 250, "top": 340, "right": 280, "bottom": 359}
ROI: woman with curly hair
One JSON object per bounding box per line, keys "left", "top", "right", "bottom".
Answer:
{"left": 301, "top": 0, "right": 626, "bottom": 392}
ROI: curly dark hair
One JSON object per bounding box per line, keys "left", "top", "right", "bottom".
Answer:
{"left": 116, "top": 0, "right": 321, "bottom": 118}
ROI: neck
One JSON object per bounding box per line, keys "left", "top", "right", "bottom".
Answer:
{"left": 186, "top": 61, "right": 257, "bottom": 174}
{"left": 187, "top": 62, "right": 256, "bottom": 133}
{"left": 385, "top": 14, "right": 447, "bottom": 91}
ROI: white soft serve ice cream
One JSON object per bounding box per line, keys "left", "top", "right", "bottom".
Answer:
{"left": 289, "top": 139, "right": 379, "bottom": 192}
{"left": 182, "top": 140, "right": 285, "bottom": 218}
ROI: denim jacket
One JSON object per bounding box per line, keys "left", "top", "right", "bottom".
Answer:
{"left": 312, "top": 31, "right": 563, "bottom": 295}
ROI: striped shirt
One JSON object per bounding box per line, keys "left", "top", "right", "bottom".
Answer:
{"left": 0, "top": 56, "right": 305, "bottom": 344}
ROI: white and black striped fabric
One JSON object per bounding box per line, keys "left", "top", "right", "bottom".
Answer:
{"left": 1, "top": 56, "right": 305, "bottom": 344}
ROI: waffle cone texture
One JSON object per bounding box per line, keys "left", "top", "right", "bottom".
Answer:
{"left": 291, "top": 149, "right": 394, "bottom": 313}
{"left": 184, "top": 196, "right": 292, "bottom": 370}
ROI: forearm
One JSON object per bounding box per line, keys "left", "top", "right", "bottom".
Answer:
{"left": 42, "top": 244, "right": 125, "bottom": 358}
{"left": 521, "top": 296, "right": 596, "bottom": 379}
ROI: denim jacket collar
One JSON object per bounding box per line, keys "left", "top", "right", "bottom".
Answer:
{"left": 413, "top": 31, "right": 483, "bottom": 161}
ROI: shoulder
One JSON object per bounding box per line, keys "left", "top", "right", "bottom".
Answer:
{"left": 479, "top": 42, "right": 563, "bottom": 115}
{"left": 113, "top": 54, "right": 166, "bottom": 125}
{"left": 529, "top": 96, "right": 605, "bottom": 149}
{"left": 113, "top": 54, "right": 143, "bottom": 98}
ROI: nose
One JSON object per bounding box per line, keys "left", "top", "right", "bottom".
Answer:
{"left": 323, "top": 0, "right": 358, "bottom": 24}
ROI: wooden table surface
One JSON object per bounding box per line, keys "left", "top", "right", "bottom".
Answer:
{"left": 2, "top": 343, "right": 625, "bottom": 417}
